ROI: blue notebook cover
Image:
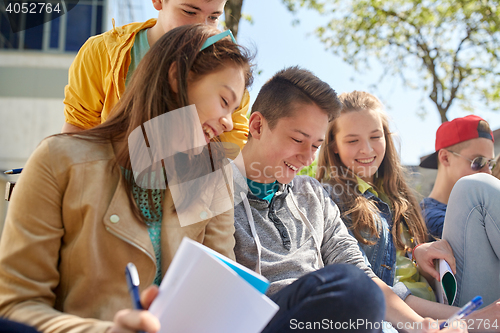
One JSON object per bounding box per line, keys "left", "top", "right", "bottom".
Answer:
{"left": 197, "top": 241, "right": 270, "bottom": 294}
{"left": 213, "top": 255, "right": 270, "bottom": 294}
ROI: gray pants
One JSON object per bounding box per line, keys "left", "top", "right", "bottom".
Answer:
{"left": 443, "top": 173, "right": 500, "bottom": 307}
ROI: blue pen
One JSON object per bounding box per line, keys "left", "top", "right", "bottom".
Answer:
{"left": 125, "top": 263, "right": 143, "bottom": 310}
{"left": 125, "top": 263, "right": 146, "bottom": 333}
{"left": 440, "top": 296, "right": 483, "bottom": 330}
{"left": 4, "top": 168, "right": 23, "bottom": 175}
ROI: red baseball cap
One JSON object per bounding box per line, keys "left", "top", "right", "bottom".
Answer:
{"left": 419, "top": 115, "right": 494, "bottom": 169}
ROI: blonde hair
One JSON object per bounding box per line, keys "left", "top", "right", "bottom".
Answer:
{"left": 316, "top": 91, "right": 427, "bottom": 250}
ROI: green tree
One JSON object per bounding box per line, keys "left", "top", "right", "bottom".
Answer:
{"left": 283, "top": 0, "right": 500, "bottom": 122}
{"left": 298, "top": 159, "right": 318, "bottom": 177}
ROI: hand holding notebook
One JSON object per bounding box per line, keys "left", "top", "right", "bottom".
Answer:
{"left": 148, "top": 237, "right": 279, "bottom": 333}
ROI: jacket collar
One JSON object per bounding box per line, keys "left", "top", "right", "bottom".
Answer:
{"left": 356, "top": 176, "right": 378, "bottom": 196}
{"left": 231, "top": 158, "right": 292, "bottom": 206}
{"left": 102, "top": 156, "right": 156, "bottom": 264}
{"left": 103, "top": 18, "right": 157, "bottom": 99}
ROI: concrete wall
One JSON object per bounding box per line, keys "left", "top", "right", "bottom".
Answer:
{"left": 0, "top": 51, "right": 75, "bottom": 234}
{"left": 0, "top": 97, "right": 67, "bottom": 168}
{"left": 0, "top": 52, "right": 74, "bottom": 170}
{"left": 405, "top": 166, "right": 438, "bottom": 200}
{"left": 0, "top": 174, "right": 9, "bottom": 234}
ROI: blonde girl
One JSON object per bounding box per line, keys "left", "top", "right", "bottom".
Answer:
{"left": 317, "top": 91, "right": 434, "bottom": 292}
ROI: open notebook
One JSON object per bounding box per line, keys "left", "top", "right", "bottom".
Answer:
{"left": 149, "top": 237, "right": 279, "bottom": 333}
{"left": 434, "top": 259, "right": 457, "bottom": 305}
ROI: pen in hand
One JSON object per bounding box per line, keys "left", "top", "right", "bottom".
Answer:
{"left": 125, "top": 262, "right": 146, "bottom": 333}
{"left": 439, "top": 296, "right": 483, "bottom": 330}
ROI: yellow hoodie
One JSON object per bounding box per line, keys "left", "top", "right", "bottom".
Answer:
{"left": 63, "top": 19, "right": 250, "bottom": 150}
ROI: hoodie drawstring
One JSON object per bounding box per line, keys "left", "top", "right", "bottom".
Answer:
{"left": 241, "top": 192, "right": 263, "bottom": 274}
{"left": 240, "top": 190, "right": 324, "bottom": 275}
{"left": 288, "top": 191, "right": 324, "bottom": 269}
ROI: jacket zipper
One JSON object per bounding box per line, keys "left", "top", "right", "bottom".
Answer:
{"left": 105, "top": 227, "right": 156, "bottom": 264}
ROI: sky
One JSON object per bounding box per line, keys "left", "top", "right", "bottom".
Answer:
{"left": 140, "top": 0, "right": 500, "bottom": 165}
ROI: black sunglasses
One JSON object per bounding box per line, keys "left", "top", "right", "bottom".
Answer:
{"left": 447, "top": 150, "right": 496, "bottom": 171}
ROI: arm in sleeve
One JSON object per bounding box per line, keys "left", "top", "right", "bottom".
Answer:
{"left": 0, "top": 139, "right": 113, "bottom": 333}
{"left": 203, "top": 209, "right": 236, "bottom": 261}
{"left": 421, "top": 202, "right": 445, "bottom": 239}
{"left": 320, "top": 188, "right": 376, "bottom": 279}
{"left": 324, "top": 184, "right": 412, "bottom": 300}
{"left": 202, "top": 163, "right": 236, "bottom": 261}
{"left": 63, "top": 36, "right": 109, "bottom": 130}
{"left": 391, "top": 281, "right": 412, "bottom": 301}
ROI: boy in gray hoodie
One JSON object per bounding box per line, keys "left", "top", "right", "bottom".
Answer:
{"left": 231, "top": 67, "right": 465, "bottom": 333}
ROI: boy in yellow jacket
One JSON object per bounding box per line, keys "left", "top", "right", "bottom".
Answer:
{"left": 62, "top": 0, "right": 250, "bottom": 150}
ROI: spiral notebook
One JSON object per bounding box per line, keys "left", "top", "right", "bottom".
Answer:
{"left": 149, "top": 237, "right": 279, "bottom": 333}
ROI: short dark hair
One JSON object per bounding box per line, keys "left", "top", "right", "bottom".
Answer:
{"left": 250, "top": 66, "right": 342, "bottom": 130}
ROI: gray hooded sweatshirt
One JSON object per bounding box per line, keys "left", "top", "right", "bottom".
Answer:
{"left": 232, "top": 164, "right": 376, "bottom": 296}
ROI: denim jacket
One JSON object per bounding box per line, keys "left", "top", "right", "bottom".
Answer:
{"left": 322, "top": 183, "right": 397, "bottom": 286}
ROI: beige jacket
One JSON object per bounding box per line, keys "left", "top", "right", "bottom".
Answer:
{"left": 0, "top": 136, "right": 235, "bottom": 333}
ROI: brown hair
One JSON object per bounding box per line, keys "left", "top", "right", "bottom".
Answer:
{"left": 317, "top": 91, "right": 427, "bottom": 250}
{"left": 250, "top": 66, "right": 342, "bottom": 132}
{"left": 62, "top": 24, "right": 253, "bottom": 222}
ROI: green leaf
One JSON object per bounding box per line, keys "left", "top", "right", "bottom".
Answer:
{"left": 282, "top": 0, "right": 500, "bottom": 122}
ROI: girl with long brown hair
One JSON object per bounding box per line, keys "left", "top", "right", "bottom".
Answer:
{"left": 317, "top": 91, "right": 443, "bottom": 299}
{"left": 0, "top": 24, "right": 253, "bottom": 333}
{"left": 317, "top": 90, "right": 500, "bottom": 328}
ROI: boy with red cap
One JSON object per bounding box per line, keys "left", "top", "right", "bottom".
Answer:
{"left": 419, "top": 115, "right": 500, "bottom": 308}
{"left": 420, "top": 115, "right": 495, "bottom": 239}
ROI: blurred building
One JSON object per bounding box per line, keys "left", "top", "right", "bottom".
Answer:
{"left": 0, "top": 0, "right": 107, "bottom": 172}
{"left": 493, "top": 128, "right": 500, "bottom": 156}
{"left": 405, "top": 165, "right": 437, "bottom": 200}
{"left": 0, "top": 0, "right": 145, "bottom": 231}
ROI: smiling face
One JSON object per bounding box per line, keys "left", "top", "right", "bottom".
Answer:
{"left": 246, "top": 103, "right": 329, "bottom": 184}
{"left": 333, "top": 108, "right": 386, "bottom": 183}
{"left": 187, "top": 65, "right": 245, "bottom": 144}
{"left": 153, "top": 0, "right": 226, "bottom": 33}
